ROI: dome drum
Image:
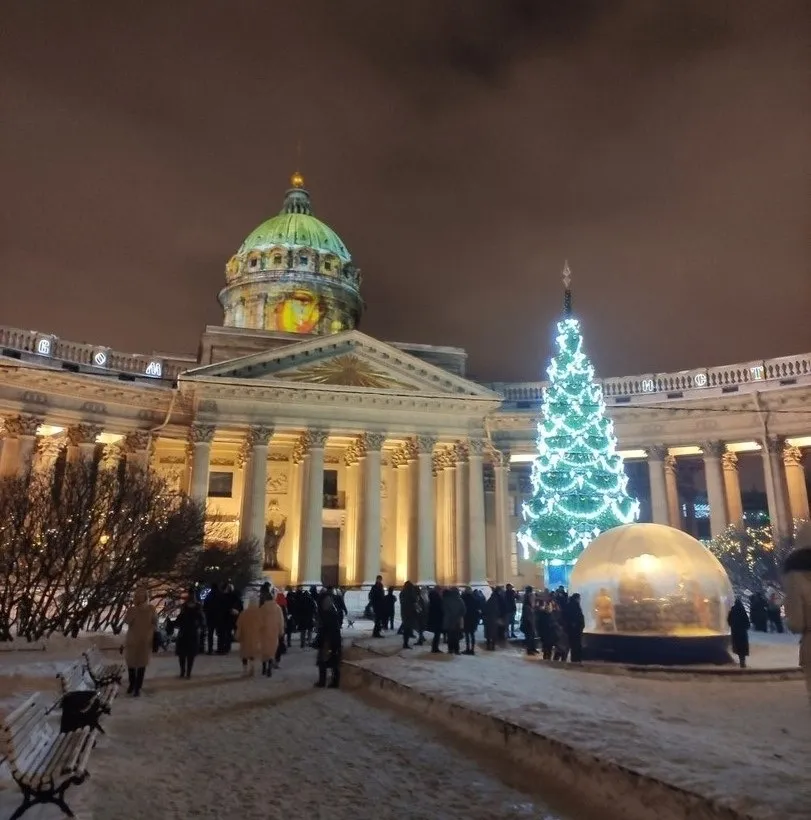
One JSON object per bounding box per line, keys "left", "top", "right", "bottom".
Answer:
{"left": 570, "top": 523, "right": 735, "bottom": 665}
{"left": 219, "top": 173, "right": 363, "bottom": 337}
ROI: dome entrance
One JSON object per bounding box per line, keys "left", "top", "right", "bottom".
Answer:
{"left": 570, "top": 523, "right": 735, "bottom": 664}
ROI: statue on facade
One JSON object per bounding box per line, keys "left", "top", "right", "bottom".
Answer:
{"left": 263, "top": 499, "right": 287, "bottom": 570}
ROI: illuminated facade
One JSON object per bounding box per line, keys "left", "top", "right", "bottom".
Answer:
{"left": 0, "top": 174, "right": 809, "bottom": 594}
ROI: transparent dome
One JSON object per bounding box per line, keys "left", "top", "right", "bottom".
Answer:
{"left": 570, "top": 523, "right": 733, "bottom": 638}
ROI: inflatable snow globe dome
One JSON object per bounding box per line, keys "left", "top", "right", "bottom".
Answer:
{"left": 569, "top": 523, "right": 734, "bottom": 664}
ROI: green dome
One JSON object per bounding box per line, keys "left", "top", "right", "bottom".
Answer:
{"left": 237, "top": 211, "right": 351, "bottom": 262}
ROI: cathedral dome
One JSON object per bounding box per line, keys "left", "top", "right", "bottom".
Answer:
{"left": 219, "top": 173, "right": 363, "bottom": 336}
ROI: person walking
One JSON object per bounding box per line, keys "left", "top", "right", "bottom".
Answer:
{"left": 314, "top": 591, "right": 343, "bottom": 688}
{"left": 175, "top": 587, "right": 206, "bottom": 678}
{"left": 235, "top": 597, "right": 262, "bottom": 676}
{"left": 461, "top": 586, "right": 481, "bottom": 655}
{"left": 428, "top": 586, "right": 444, "bottom": 653}
{"left": 385, "top": 587, "right": 397, "bottom": 631}
{"left": 202, "top": 583, "right": 220, "bottom": 654}
{"left": 123, "top": 588, "right": 157, "bottom": 697}
{"left": 259, "top": 588, "right": 285, "bottom": 677}
{"left": 442, "top": 587, "right": 466, "bottom": 656}
{"left": 783, "top": 521, "right": 811, "bottom": 705}
{"left": 727, "top": 597, "right": 750, "bottom": 668}
{"left": 369, "top": 575, "right": 386, "bottom": 637}
{"left": 399, "top": 581, "right": 419, "bottom": 650}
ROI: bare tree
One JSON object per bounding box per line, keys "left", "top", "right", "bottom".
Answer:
{"left": 0, "top": 461, "right": 216, "bottom": 640}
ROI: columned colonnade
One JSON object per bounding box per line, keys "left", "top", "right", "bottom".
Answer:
{"left": 644, "top": 437, "right": 809, "bottom": 538}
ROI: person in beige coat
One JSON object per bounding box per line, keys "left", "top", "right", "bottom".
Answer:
{"left": 259, "top": 592, "right": 285, "bottom": 678}
{"left": 783, "top": 521, "right": 811, "bottom": 706}
{"left": 123, "top": 588, "right": 157, "bottom": 696}
{"left": 235, "top": 596, "right": 261, "bottom": 676}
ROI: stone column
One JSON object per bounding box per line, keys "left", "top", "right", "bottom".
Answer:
{"left": 454, "top": 444, "right": 469, "bottom": 586}
{"left": 393, "top": 447, "right": 412, "bottom": 584}
{"left": 238, "top": 444, "right": 254, "bottom": 543}
{"left": 361, "top": 433, "right": 386, "bottom": 586}
{"left": 467, "top": 438, "right": 488, "bottom": 587}
{"left": 492, "top": 449, "right": 512, "bottom": 585}
{"left": 415, "top": 435, "right": 437, "bottom": 586}
{"left": 722, "top": 451, "right": 744, "bottom": 527}
{"left": 122, "top": 430, "right": 152, "bottom": 472}
{"left": 443, "top": 456, "right": 458, "bottom": 585}
{"left": 783, "top": 444, "right": 810, "bottom": 523}
{"left": 701, "top": 441, "right": 729, "bottom": 538}
{"left": 0, "top": 415, "right": 42, "bottom": 477}
{"left": 66, "top": 424, "right": 101, "bottom": 465}
{"left": 246, "top": 427, "right": 273, "bottom": 567}
{"left": 188, "top": 424, "right": 215, "bottom": 507}
{"left": 342, "top": 449, "right": 359, "bottom": 585}
{"left": 301, "top": 429, "right": 328, "bottom": 586}
{"left": 664, "top": 454, "right": 681, "bottom": 529}
{"left": 287, "top": 436, "right": 308, "bottom": 584}
{"left": 762, "top": 435, "right": 790, "bottom": 537}
{"left": 646, "top": 445, "right": 670, "bottom": 525}
{"left": 38, "top": 434, "right": 68, "bottom": 472}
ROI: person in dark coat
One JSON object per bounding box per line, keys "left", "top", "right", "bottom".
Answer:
{"left": 550, "top": 600, "right": 569, "bottom": 661}
{"left": 294, "top": 587, "right": 317, "bottom": 648}
{"left": 217, "top": 582, "right": 242, "bottom": 654}
{"left": 505, "top": 584, "right": 518, "bottom": 639}
{"left": 461, "top": 586, "right": 481, "bottom": 655}
{"left": 399, "top": 581, "right": 419, "bottom": 649}
{"left": 442, "top": 587, "right": 466, "bottom": 655}
{"left": 727, "top": 597, "right": 750, "bottom": 668}
{"left": 175, "top": 588, "right": 206, "bottom": 678}
{"left": 564, "top": 593, "right": 586, "bottom": 663}
{"left": 537, "top": 600, "right": 556, "bottom": 660}
{"left": 428, "top": 586, "right": 444, "bottom": 653}
{"left": 483, "top": 588, "right": 502, "bottom": 651}
{"left": 384, "top": 587, "right": 397, "bottom": 631}
{"left": 314, "top": 591, "right": 342, "bottom": 688}
{"left": 748, "top": 591, "right": 768, "bottom": 632}
{"left": 284, "top": 587, "right": 298, "bottom": 647}
{"left": 202, "top": 583, "right": 220, "bottom": 654}
{"left": 369, "top": 576, "right": 386, "bottom": 637}
{"left": 520, "top": 587, "right": 538, "bottom": 655}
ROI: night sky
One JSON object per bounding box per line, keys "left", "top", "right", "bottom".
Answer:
{"left": 2, "top": 1, "right": 808, "bottom": 383}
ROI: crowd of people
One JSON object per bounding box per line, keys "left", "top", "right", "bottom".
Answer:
{"left": 122, "top": 581, "right": 349, "bottom": 695}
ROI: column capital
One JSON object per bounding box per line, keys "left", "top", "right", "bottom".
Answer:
{"left": 246, "top": 425, "right": 274, "bottom": 448}
{"left": 721, "top": 450, "right": 739, "bottom": 471}
{"left": 765, "top": 434, "right": 785, "bottom": 455}
{"left": 647, "top": 444, "right": 669, "bottom": 462}
{"left": 783, "top": 444, "right": 804, "bottom": 468}
{"left": 389, "top": 447, "right": 409, "bottom": 469}
{"left": 67, "top": 423, "right": 103, "bottom": 447}
{"left": 487, "top": 443, "right": 511, "bottom": 469}
{"left": 361, "top": 432, "right": 386, "bottom": 452}
{"left": 3, "top": 414, "right": 42, "bottom": 438}
{"left": 122, "top": 430, "right": 151, "bottom": 453}
{"left": 189, "top": 423, "right": 215, "bottom": 444}
{"left": 291, "top": 432, "right": 310, "bottom": 464}
{"left": 467, "top": 437, "right": 486, "bottom": 457}
{"left": 700, "top": 440, "right": 725, "bottom": 459}
{"left": 307, "top": 428, "right": 329, "bottom": 449}
{"left": 415, "top": 435, "right": 437, "bottom": 455}
{"left": 664, "top": 453, "right": 678, "bottom": 475}
{"left": 101, "top": 442, "right": 123, "bottom": 469}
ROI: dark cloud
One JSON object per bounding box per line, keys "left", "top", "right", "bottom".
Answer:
{"left": 0, "top": 1, "right": 808, "bottom": 382}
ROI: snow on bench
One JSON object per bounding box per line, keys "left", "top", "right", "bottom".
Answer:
{"left": 1, "top": 692, "right": 97, "bottom": 820}
{"left": 56, "top": 661, "right": 118, "bottom": 734}
{"left": 82, "top": 645, "right": 124, "bottom": 688}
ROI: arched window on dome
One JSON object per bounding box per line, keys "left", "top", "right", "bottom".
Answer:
{"left": 321, "top": 254, "right": 337, "bottom": 275}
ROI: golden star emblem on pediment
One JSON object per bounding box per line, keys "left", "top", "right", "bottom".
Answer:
{"left": 275, "top": 354, "right": 417, "bottom": 390}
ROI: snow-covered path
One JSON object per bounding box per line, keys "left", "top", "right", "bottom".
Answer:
{"left": 349, "top": 633, "right": 811, "bottom": 820}
{"left": 0, "top": 638, "right": 579, "bottom": 820}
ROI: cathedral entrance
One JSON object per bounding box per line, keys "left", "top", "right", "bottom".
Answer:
{"left": 321, "top": 527, "right": 340, "bottom": 588}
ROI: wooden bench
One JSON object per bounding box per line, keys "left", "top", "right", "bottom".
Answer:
{"left": 1, "top": 693, "right": 97, "bottom": 819}
{"left": 56, "top": 661, "right": 117, "bottom": 733}
{"left": 82, "top": 645, "right": 124, "bottom": 688}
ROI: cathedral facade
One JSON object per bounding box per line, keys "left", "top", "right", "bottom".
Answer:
{"left": 0, "top": 174, "right": 809, "bottom": 590}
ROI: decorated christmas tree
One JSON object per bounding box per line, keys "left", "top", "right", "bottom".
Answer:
{"left": 519, "top": 264, "right": 639, "bottom": 565}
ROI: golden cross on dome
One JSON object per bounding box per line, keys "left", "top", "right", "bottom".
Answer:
{"left": 290, "top": 170, "right": 305, "bottom": 188}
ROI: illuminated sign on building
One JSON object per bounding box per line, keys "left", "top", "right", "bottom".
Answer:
{"left": 640, "top": 378, "right": 655, "bottom": 393}
{"left": 93, "top": 350, "right": 108, "bottom": 367}
{"left": 144, "top": 360, "right": 162, "bottom": 378}
{"left": 750, "top": 365, "right": 764, "bottom": 380}
{"left": 36, "top": 337, "right": 52, "bottom": 356}
{"left": 693, "top": 372, "right": 708, "bottom": 388}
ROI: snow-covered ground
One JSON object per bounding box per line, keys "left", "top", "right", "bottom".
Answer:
{"left": 0, "top": 630, "right": 580, "bottom": 820}
{"left": 349, "top": 631, "right": 810, "bottom": 820}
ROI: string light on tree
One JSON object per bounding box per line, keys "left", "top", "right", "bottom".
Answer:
{"left": 518, "top": 262, "right": 640, "bottom": 564}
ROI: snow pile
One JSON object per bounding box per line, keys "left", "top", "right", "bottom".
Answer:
{"left": 350, "top": 636, "right": 811, "bottom": 820}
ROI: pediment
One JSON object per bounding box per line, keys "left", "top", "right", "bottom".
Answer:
{"left": 183, "top": 330, "right": 499, "bottom": 400}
